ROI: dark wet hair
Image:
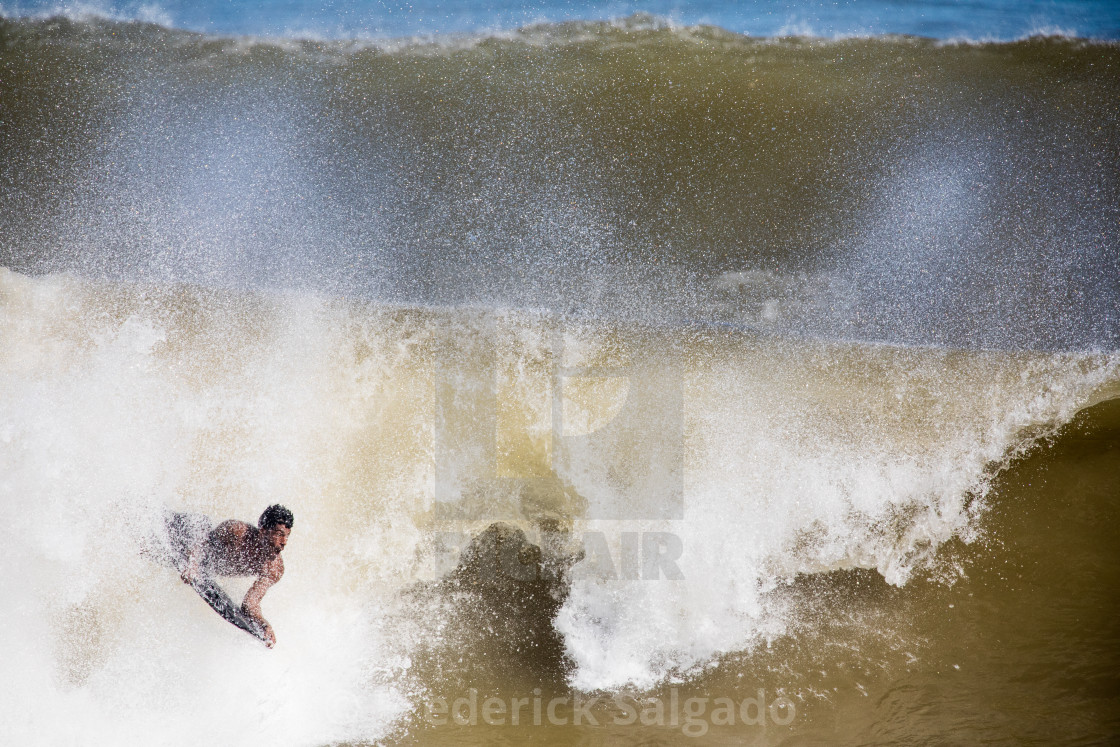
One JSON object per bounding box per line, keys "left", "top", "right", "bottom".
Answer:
{"left": 259, "top": 504, "right": 294, "bottom": 530}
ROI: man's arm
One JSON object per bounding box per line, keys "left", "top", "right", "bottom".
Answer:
{"left": 242, "top": 555, "right": 283, "bottom": 647}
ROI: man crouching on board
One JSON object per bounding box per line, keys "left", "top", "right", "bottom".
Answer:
{"left": 177, "top": 504, "right": 294, "bottom": 648}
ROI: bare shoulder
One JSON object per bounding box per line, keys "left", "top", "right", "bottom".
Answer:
{"left": 213, "top": 519, "right": 252, "bottom": 540}
{"left": 264, "top": 553, "right": 285, "bottom": 583}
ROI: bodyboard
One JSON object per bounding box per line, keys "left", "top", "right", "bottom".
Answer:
{"left": 190, "top": 577, "right": 269, "bottom": 643}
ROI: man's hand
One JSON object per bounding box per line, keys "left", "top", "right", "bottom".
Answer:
{"left": 241, "top": 561, "right": 282, "bottom": 648}
{"left": 246, "top": 610, "right": 276, "bottom": 648}
{"left": 180, "top": 538, "right": 205, "bottom": 585}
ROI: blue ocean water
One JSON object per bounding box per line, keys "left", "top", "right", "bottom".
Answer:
{"left": 2, "top": 0, "right": 1119, "bottom": 39}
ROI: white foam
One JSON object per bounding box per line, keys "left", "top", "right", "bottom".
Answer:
{"left": 557, "top": 343, "right": 1119, "bottom": 690}
{"left": 2, "top": 268, "right": 1116, "bottom": 733}
{"left": 0, "top": 270, "right": 415, "bottom": 745}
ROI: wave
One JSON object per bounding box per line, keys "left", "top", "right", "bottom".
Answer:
{"left": 3, "top": 7, "right": 1118, "bottom": 741}
{"left": 3, "top": 17, "right": 1118, "bottom": 352}
{"left": 1, "top": 269, "right": 1117, "bottom": 743}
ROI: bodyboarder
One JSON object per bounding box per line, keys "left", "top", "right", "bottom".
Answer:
{"left": 166, "top": 504, "right": 293, "bottom": 648}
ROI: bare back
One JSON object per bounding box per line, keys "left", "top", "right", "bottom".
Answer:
{"left": 204, "top": 520, "right": 284, "bottom": 581}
